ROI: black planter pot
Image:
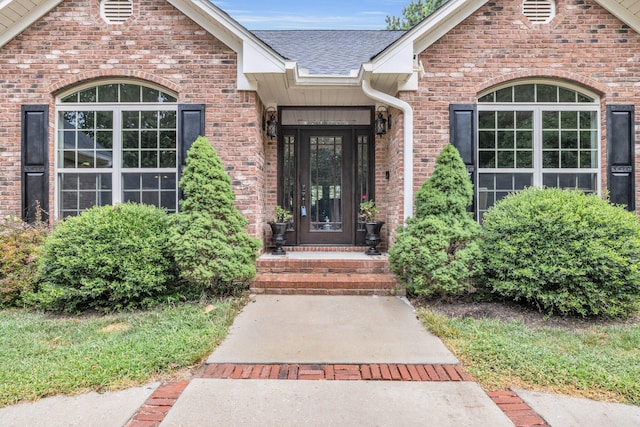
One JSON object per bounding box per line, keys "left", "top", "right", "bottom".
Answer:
{"left": 364, "top": 221, "right": 385, "bottom": 255}
{"left": 269, "top": 222, "right": 288, "bottom": 255}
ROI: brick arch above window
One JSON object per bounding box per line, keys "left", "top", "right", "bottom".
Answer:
{"left": 48, "top": 71, "right": 181, "bottom": 98}
{"left": 56, "top": 81, "right": 177, "bottom": 104}
{"left": 477, "top": 79, "right": 600, "bottom": 104}
{"left": 475, "top": 71, "right": 607, "bottom": 99}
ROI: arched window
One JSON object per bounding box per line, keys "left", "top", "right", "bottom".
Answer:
{"left": 476, "top": 81, "right": 600, "bottom": 220}
{"left": 56, "top": 82, "right": 178, "bottom": 217}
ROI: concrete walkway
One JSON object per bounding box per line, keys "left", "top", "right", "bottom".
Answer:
{"left": 207, "top": 295, "right": 457, "bottom": 364}
{"left": 1, "top": 295, "right": 639, "bottom": 426}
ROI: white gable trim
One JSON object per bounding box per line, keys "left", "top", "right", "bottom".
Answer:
{"left": 168, "top": 0, "right": 287, "bottom": 91}
{"left": 595, "top": 0, "right": 640, "bottom": 34}
{"left": 370, "top": 0, "right": 487, "bottom": 77}
{"left": 0, "top": 0, "right": 63, "bottom": 48}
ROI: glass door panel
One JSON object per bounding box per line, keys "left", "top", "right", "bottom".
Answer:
{"left": 310, "top": 136, "right": 343, "bottom": 232}
{"left": 300, "top": 130, "right": 353, "bottom": 245}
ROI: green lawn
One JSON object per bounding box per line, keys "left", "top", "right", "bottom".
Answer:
{"left": 0, "top": 300, "right": 242, "bottom": 407}
{"left": 419, "top": 308, "right": 640, "bottom": 405}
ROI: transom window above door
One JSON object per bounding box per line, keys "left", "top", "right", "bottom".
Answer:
{"left": 477, "top": 82, "right": 600, "bottom": 221}
{"left": 56, "top": 82, "right": 178, "bottom": 218}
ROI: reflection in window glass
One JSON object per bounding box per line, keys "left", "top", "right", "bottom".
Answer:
{"left": 478, "top": 173, "right": 532, "bottom": 221}
{"left": 59, "top": 173, "right": 112, "bottom": 218}
{"left": 123, "top": 173, "right": 177, "bottom": 213}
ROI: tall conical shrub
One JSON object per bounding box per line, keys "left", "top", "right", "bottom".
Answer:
{"left": 170, "top": 137, "right": 260, "bottom": 293}
{"left": 414, "top": 144, "right": 474, "bottom": 219}
{"left": 389, "top": 144, "right": 480, "bottom": 298}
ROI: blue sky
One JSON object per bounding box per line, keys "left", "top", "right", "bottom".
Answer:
{"left": 212, "top": 1, "right": 408, "bottom": 30}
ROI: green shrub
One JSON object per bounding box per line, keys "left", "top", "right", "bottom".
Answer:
{"left": 34, "top": 203, "right": 177, "bottom": 313}
{"left": 170, "top": 137, "right": 260, "bottom": 294}
{"left": 390, "top": 144, "right": 481, "bottom": 297}
{"left": 481, "top": 187, "right": 640, "bottom": 318}
{"left": 0, "top": 215, "right": 47, "bottom": 307}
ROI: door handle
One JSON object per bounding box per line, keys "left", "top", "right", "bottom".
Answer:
{"left": 300, "top": 185, "right": 307, "bottom": 217}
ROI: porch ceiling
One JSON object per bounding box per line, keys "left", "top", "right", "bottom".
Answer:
{"left": 252, "top": 72, "right": 402, "bottom": 107}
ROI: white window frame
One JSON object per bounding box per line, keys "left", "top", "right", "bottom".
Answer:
{"left": 55, "top": 82, "right": 178, "bottom": 219}
{"left": 476, "top": 81, "right": 601, "bottom": 217}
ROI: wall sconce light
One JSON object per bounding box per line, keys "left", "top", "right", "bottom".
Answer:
{"left": 375, "top": 106, "right": 392, "bottom": 136}
{"left": 263, "top": 106, "right": 278, "bottom": 139}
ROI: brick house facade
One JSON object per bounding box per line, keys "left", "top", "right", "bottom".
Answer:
{"left": 1, "top": 0, "right": 638, "bottom": 251}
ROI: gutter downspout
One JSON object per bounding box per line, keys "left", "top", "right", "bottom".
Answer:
{"left": 362, "top": 77, "right": 414, "bottom": 222}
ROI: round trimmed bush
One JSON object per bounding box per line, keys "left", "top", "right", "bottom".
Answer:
{"left": 481, "top": 187, "right": 640, "bottom": 317}
{"left": 35, "top": 203, "right": 177, "bottom": 313}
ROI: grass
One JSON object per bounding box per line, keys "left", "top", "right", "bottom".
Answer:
{"left": 0, "top": 299, "right": 242, "bottom": 407}
{"left": 418, "top": 308, "right": 640, "bottom": 405}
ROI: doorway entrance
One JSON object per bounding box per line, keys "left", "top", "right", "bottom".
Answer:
{"left": 299, "top": 129, "right": 353, "bottom": 244}
{"left": 278, "top": 107, "right": 374, "bottom": 246}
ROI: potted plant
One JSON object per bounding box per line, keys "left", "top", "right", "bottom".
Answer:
{"left": 359, "top": 200, "right": 384, "bottom": 255}
{"left": 269, "top": 205, "right": 292, "bottom": 255}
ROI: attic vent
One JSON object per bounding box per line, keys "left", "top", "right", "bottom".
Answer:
{"left": 523, "top": 0, "right": 555, "bottom": 24}
{"left": 100, "top": 0, "right": 133, "bottom": 24}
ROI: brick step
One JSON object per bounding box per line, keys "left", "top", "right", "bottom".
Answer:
{"left": 256, "top": 258, "right": 392, "bottom": 274}
{"left": 250, "top": 272, "right": 403, "bottom": 296}
{"left": 283, "top": 246, "right": 372, "bottom": 252}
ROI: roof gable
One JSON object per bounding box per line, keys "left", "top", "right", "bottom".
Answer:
{"left": 2, "top": 0, "right": 640, "bottom": 81}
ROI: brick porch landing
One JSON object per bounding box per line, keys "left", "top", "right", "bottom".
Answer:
{"left": 250, "top": 248, "right": 402, "bottom": 296}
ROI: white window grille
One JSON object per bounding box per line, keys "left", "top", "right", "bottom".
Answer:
{"left": 476, "top": 82, "right": 600, "bottom": 221}
{"left": 100, "top": 0, "right": 133, "bottom": 24}
{"left": 56, "top": 82, "right": 179, "bottom": 218}
{"left": 523, "top": 0, "right": 555, "bottom": 24}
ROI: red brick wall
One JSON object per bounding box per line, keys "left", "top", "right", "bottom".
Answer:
{"left": 377, "top": 107, "right": 404, "bottom": 246}
{"left": 262, "top": 108, "right": 278, "bottom": 248}
{"left": 0, "top": 0, "right": 266, "bottom": 241}
{"left": 410, "top": 0, "right": 640, "bottom": 213}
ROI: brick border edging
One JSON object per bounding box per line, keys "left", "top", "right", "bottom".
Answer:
{"left": 201, "top": 363, "right": 471, "bottom": 381}
{"left": 487, "top": 391, "right": 549, "bottom": 427}
{"left": 125, "top": 365, "right": 549, "bottom": 427}
{"left": 126, "top": 381, "right": 189, "bottom": 427}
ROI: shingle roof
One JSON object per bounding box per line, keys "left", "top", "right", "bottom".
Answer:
{"left": 252, "top": 30, "right": 406, "bottom": 76}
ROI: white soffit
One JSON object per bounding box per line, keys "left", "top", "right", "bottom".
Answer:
{"left": 0, "top": 0, "right": 62, "bottom": 47}
{"left": 597, "top": 0, "right": 640, "bottom": 33}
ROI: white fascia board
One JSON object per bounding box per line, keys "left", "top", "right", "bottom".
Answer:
{"left": 242, "top": 37, "right": 287, "bottom": 74}
{"left": 371, "top": 39, "right": 414, "bottom": 75}
{"left": 282, "top": 61, "right": 361, "bottom": 87}
{"left": 595, "top": 0, "right": 640, "bottom": 34}
{"left": 412, "top": 0, "right": 488, "bottom": 54}
{"left": 0, "top": 0, "right": 63, "bottom": 48}
{"left": 370, "top": 0, "right": 486, "bottom": 74}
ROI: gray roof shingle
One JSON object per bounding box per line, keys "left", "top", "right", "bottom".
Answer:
{"left": 252, "top": 30, "right": 406, "bottom": 76}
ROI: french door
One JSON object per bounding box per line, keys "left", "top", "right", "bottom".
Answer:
{"left": 279, "top": 126, "right": 373, "bottom": 246}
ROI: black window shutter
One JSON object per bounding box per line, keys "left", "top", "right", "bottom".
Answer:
{"left": 178, "top": 104, "right": 205, "bottom": 171}
{"left": 450, "top": 104, "right": 478, "bottom": 218}
{"left": 606, "top": 105, "right": 635, "bottom": 211}
{"left": 177, "top": 104, "right": 205, "bottom": 200}
{"left": 21, "top": 105, "right": 49, "bottom": 223}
